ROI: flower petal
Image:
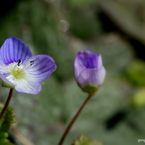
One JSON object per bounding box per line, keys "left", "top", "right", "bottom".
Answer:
{"left": 15, "top": 78, "right": 42, "bottom": 95}
{"left": 88, "top": 66, "right": 106, "bottom": 86}
{"left": 74, "top": 53, "right": 86, "bottom": 81}
{"left": 78, "top": 66, "right": 106, "bottom": 88}
{"left": 74, "top": 51, "right": 103, "bottom": 81}
{"left": 0, "top": 37, "right": 32, "bottom": 65}
{"left": 25, "top": 55, "right": 57, "bottom": 83}
{"left": 0, "top": 61, "right": 8, "bottom": 74}
{"left": 0, "top": 61, "right": 14, "bottom": 85}
{"left": 77, "top": 51, "right": 102, "bottom": 68}
{"left": 0, "top": 74, "right": 14, "bottom": 86}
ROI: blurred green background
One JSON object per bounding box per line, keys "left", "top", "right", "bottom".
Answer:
{"left": 1, "top": 0, "right": 145, "bottom": 144}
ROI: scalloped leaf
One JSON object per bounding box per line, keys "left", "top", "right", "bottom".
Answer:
{"left": 0, "top": 103, "right": 16, "bottom": 133}
{"left": 0, "top": 103, "right": 16, "bottom": 145}
{"left": 72, "top": 135, "right": 103, "bottom": 145}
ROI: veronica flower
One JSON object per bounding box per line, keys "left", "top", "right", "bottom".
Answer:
{"left": 74, "top": 50, "right": 106, "bottom": 93}
{"left": 0, "top": 37, "right": 57, "bottom": 95}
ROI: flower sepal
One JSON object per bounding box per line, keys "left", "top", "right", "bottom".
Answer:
{"left": 78, "top": 83, "right": 99, "bottom": 95}
{"left": 2, "top": 81, "right": 14, "bottom": 89}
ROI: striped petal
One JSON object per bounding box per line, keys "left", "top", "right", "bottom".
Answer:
{"left": 15, "top": 78, "right": 42, "bottom": 95}
{"left": 25, "top": 55, "right": 57, "bottom": 83}
{"left": 0, "top": 61, "right": 13, "bottom": 85}
{"left": 0, "top": 74, "right": 14, "bottom": 86}
{"left": 0, "top": 37, "right": 32, "bottom": 65}
{"left": 77, "top": 51, "right": 102, "bottom": 68}
{"left": 0, "top": 60, "right": 8, "bottom": 74}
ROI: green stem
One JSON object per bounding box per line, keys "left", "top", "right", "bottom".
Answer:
{"left": 0, "top": 89, "right": 14, "bottom": 120}
{"left": 58, "top": 93, "right": 94, "bottom": 145}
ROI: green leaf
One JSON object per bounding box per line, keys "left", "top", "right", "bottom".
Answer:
{"left": 72, "top": 135, "right": 103, "bottom": 145}
{"left": 0, "top": 103, "right": 16, "bottom": 145}
{"left": 0, "top": 103, "right": 16, "bottom": 133}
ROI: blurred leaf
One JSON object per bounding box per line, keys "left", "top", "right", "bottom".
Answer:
{"left": 68, "top": 0, "right": 97, "bottom": 7}
{"left": 99, "top": 0, "right": 145, "bottom": 44}
{"left": 68, "top": 10, "right": 103, "bottom": 40}
{"left": 72, "top": 134, "right": 103, "bottom": 145}
{"left": 125, "top": 60, "right": 145, "bottom": 87}
{"left": 0, "top": 139, "right": 14, "bottom": 145}
{"left": 131, "top": 88, "right": 145, "bottom": 107}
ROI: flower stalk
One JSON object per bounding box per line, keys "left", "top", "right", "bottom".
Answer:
{"left": 0, "top": 88, "right": 14, "bottom": 120}
{"left": 58, "top": 93, "right": 95, "bottom": 145}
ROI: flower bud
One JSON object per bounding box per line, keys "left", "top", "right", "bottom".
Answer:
{"left": 74, "top": 50, "right": 106, "bottom": 94}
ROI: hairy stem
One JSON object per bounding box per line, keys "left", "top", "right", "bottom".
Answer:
{"left": 58, "top": 93, "right": 94, "bottom": 145}
{"left": 0, "top": 89, "right": 14, "bottom": 120}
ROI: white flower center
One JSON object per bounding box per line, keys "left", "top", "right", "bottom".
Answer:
{"left": 7, "top": 62, "right": 26, "bottom": 79}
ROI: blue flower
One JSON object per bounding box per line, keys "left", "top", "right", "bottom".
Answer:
{"left": 0, "top": 37, "right": 57, "bottom": 95}
{"left": 74, "top": 50, "right": 106, "bottom": 89}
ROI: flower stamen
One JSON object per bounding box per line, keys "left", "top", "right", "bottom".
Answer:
{"left": 17, "top": 59, "right": 22, "bottom": 66}
{"left": 30, "top": 60, "right": 34, "bottom": 66}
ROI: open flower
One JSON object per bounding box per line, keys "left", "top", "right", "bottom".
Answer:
{"left": 74, "top": 50, "right": 106, "bottom": 93}
{"left": 0, "top": 37, "right": 57, "bottom": 95}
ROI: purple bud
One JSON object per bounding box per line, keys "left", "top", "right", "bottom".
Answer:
{"left": 74, "top": 50, "right": 106, "bottom": 89}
